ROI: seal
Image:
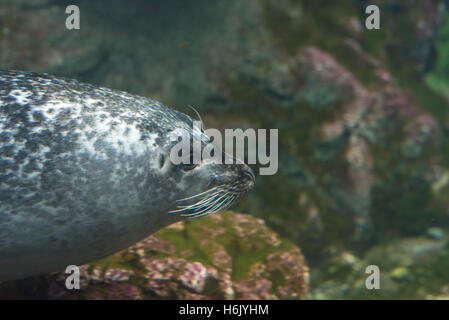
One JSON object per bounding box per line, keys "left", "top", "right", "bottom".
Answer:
{"left": 0, "top": 70, "right": 255, "bottom": 282}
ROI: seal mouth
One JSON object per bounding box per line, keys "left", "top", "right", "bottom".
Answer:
{"left": 169, "top": 163, "right": 255, "bottom": 219}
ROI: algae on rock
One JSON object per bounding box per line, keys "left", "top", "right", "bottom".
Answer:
{"left": 0, "top": 211, "right": 309, "bottom": 300}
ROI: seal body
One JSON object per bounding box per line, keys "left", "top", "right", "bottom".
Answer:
{"left": 0, "top": 70, "right": 254, "bottom": 282}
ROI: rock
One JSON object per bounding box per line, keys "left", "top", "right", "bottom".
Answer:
{"left": 0, "top": 211, "right": 309, "bottom": 300}
{"left": 234, "top": 44, "right": 445, "bottom": 260}
{"left": 360, "top": 0, "right": 441, "bottom": 75}
{"left": 427, "top": 227, "right": 444, "bottom": 240}
{"left": 310, "top": 232, "right": 449, "bottom": 299}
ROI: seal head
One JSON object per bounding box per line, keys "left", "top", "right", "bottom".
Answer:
{"left": 0, "top": 70, "right": 254, "bottom": 282}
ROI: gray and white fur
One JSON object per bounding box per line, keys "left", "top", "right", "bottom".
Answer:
{"left": 0, "top": 70, "right": 254, "bottom": 282}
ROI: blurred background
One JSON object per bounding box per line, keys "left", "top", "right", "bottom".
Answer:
{"left": 2, "top": 0, "right": 449, "bottom": 299}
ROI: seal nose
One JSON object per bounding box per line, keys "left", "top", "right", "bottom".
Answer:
{"left": 242, "top": 166, "right": 255, "bottom": 182}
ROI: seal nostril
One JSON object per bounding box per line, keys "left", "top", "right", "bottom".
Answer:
{"left": 242, "top": 166, "right": 255, "bottom": 182}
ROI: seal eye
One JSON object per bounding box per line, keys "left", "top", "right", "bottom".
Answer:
{"left": 182, "top": 163, "right": 197, "bottom": 171}
{"left": 159, "top": 153, "right": 166, "bottom": 169}
{"left": 181, "top": 153, "right": 198, "bottom": 171}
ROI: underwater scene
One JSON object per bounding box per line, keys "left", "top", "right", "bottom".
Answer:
{"left": 1, "top": 0, "right": 449, "bottom": 301}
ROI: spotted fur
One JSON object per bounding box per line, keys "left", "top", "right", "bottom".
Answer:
{"left": 0, "top": 70, "right": 254, "bottom": 282}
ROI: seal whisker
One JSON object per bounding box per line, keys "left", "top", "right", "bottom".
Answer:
{"left": 185, "top": 194, "right": 237, "bottom": 219}
{"left": 197, "top": 193, "right": 230, "bottom": 212}
{"left": 177, "top": 192, "right": 229, "bottom": 216}
{"left": 187, "top": 192, "right": 236, "bottom": 217}
{"left": 174, "top": 185, "right": 230, "bottom": 203}
{"left": 175, "top": 191, "right": 228, "bottom": 216}
{"left": 205, "top": 193, "right": 233, "bottom": 212}
{"left": 188, "top": 105, "right": 206, "bottom": 132}
{"left": 215, "top": 194, "right": 237, "bottom": 212}
{"left": 173, "top": 190, "right": 225, "bottom": 211}
{"left": 170, "top": 190, "right": 237, "bottom": 218}
{"left": 169, "top": 189, "right": 227, "bottom": 214}
{"left": 175, "top": 186, "right": 221, "bottom": 202}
